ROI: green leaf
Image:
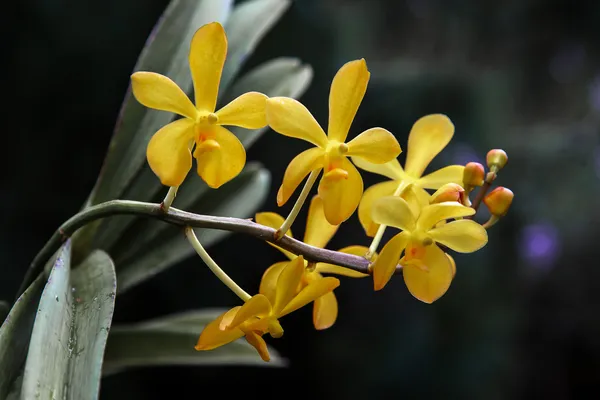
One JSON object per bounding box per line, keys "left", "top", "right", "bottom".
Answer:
{"left": 103, "top": 309, "right": 286, "bottom": 376}
{"left": 21, "top": 244, "right": 117, "bottom": 400}
{"left": 115, "top": 163, "right": 271, "bottom": 293}
{"left": 220, "top": 0, "right": 291, "bottom": 91}
{"left": 225, "top": 57, "right": 313, "bottom": 148}
{"left": 0, "top": 275, "right": 45, "bottom": 398}
{"left": 89, "top": 0, "right": 233, "bottom": 206}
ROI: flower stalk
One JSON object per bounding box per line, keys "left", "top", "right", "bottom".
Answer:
{"left": 469, "top": 171, "right": 496, "bottom": 213}
{"left": 161, "top": 186, "right": 178, "bottom": 212}
{"left": 274, "top": 170, "right": 320, "bottom": 240}
{"left": 185, "top": 227, "right": 251, "bottom": 301}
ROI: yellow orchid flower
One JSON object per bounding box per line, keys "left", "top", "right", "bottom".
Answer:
{"left": 195, "top": 255, "right": 340, "bottom": 361}
{"left": 353, "top": 114, "right": 465, "bottom": 236}
{"left": 131, "top": 22, "right": 268, "bottom": 189}
{"left": 255, "top": 195, "right": 369, "bottom": 330}
{"left": 266, "top": 59, "right": 402, "bottom": 225}
{"left": 370, "top": 196, "right": 488, "bottom": 303}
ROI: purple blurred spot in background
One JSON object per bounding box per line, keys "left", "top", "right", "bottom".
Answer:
{"left": 549, "top": 42, "right": 586, "bottom": 84}
{"left": 450, "top": 142, "right": 484, "bottom": 166}
{"left": 594, "top": 146, "right": 600, "bottom": 179}
{"left": 588, "top": 75, "right": 600, "bottom": 112}
{"left": 520, "top": 223, "right": 561, "bottom": 270}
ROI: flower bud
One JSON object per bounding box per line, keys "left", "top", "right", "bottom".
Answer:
{"left": 463, "top": 162, "right": 485, "bottom": 187}
{"left": 483, "top": 187, "right": 514, "bottom": 217}
{"left": 486, "top": 149, "right": 508, "bottom": 173}
{"left": 430, "top": 183, "right": 465, "bottom": 204}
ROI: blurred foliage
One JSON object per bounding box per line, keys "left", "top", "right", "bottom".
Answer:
{"left": 5, "top": 0, "right": 600, "bottom": 399}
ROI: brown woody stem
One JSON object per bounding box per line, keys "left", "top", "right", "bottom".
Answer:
{"left": 469, "top": 172, "right": 496, "bottom": 213}
{"left": 17, "top": 200, "right": 388, "bottom": 298}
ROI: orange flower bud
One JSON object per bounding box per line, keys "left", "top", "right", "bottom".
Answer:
{"left": 463, "top": 162, "right": 485, "bottom": 187}
{"left": 486, "top": 149, "right": 508, "bottom": 172}
{"left": 483, "top": 187, "right": 514, "bottom": 217}
{"left": 430, "top": 183, "right": 465, "bottom": 204}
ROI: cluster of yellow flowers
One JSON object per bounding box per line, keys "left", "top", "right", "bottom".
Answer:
{"left": 131, "top": 22, "right": 514, "bottom": 362}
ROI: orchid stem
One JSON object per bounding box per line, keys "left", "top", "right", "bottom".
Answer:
{"left": 365, "top": 182, "right": 408, "bottom": 260}
{"left": 162, "top": 186, "right": 178, "bottom": 212}
{"left": 274, "top": 170, "right": 320, "bottom": 240}
{"left": 468, "top": 171, "right": 496, "bottom": 216}
{"left": 185, "top": 226, "right": 251, "bottom": 302}
{"left": 17, "top": 199, "right": 382, "bottom": 299}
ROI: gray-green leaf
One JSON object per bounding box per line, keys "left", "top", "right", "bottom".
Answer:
{"left": 103, "top": 309, "right": 286, "bottom": 376}
{"left": 220, "top": 0, "right": 291, "bottom": 91}
{"left": 115, "top": 163, "right": 271, "bottom": 293}
{"left": 21, "top": 244, "right": 117, "bottom": 400}
{"left": 0, "top": 276, "right": 45, "bottom": 398}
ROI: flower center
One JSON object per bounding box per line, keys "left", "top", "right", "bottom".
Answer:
{"left": 196, "top": 112, "right": 218, "bottom": 126}
{"left": 411, "top": 230, "right": 433, "bottom": 247}
{"left": 322, "top": 140, "right": 350, "bottom": 181}
{"left": 193, "top": 115, "right": 221, "bottom": 156}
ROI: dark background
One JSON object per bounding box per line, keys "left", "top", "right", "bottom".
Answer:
{"left": 5, "top": 0, "right": 600, "bottom": 398}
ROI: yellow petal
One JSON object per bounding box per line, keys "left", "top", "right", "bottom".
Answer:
{"left": 146, "top": 118, "right": 195, "bottom": 187}
{"left": 195, "top": 309, "right": 245, "bottom": 351}
{"left": 255, "top": 212, "right": 288, "bottom": 234}
{"left": 358, "top": 180, "right": 398, "bottom": 237}
{"left": 315, "top": 263, "right": 368, "bottom": 278}
{"left": 189, "top": 22, "right": 227, "bottom": 112}
{"left": 303, "top": 195, "right": 339, "bottom": 248}
{"left": 318, "top": 158, "right": 364, "bottom": 225}
{"left": 339, "top": 245, "right": 373, "bottom": 258}
{"left": 280, "top": 277, "right": 340, "bottom": 318}
{"left": 403, "top": 185, "right": 431, "bottom": 218}
{"left": 255, "top": 213, "right": 295, "bottom": 259}
{"left": 428, "top": 219, "right": 488, "bottom": 253}
{"left": 277, "top": 147, "right": 325, "bottom": 206}
{"left": 315, "top": 245, "right": 370, "bottom": 278}
{"left": 245, "top": 331, "right": 271, "bottom": 362}
{"left": 266, "top": 97, "right": 328, "bottom": 147}
{"left": 215, "top": 92, "right": 268, "bottom": 129}
{"left": 259, "top": 261, "right": 289, "bottom": 305}
{"left": 351, "top": 157, "right": 406, "bottom": 181}
{"left": 346, "top": 128, "right": 402, "bottom": 164}
{"left": 371, "top": 196, "right": 416, "bottom": 232}
{"left": 328, "top": 59, "right": 370, "bottom": 142}
{"left": 446, "top": 253, "right": 457, "bottom": 278}
{"left": 224, "top": 294, "right": 272, "bottom": 330}
{"left": 405, "top": 114, "right": 455, "bottom": 178}
{"left": 372, "top": 232, "right": 409, "bottom": 290}
{"left": 402, "top": 244, "right": 453, "bottom": 303}
{"left": 131, "top": 72, "right": 198, "bottom": 119}
{"left": 218, "top": 306, "right": 241, "bottom": 331}
{"left": 417, "top": 201, "right": 475, "bottom": 231}
{"left": 194, "top": 126, "right": 245, "bottom": 188}
{"left": 273, "top": 256, "right": 305, "bottom": 315}
{"left": 417, "top": 165, "right": 466, "bottom": 189}
{"left": 313, "top": 291, "right": 338, "bottom": 330}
